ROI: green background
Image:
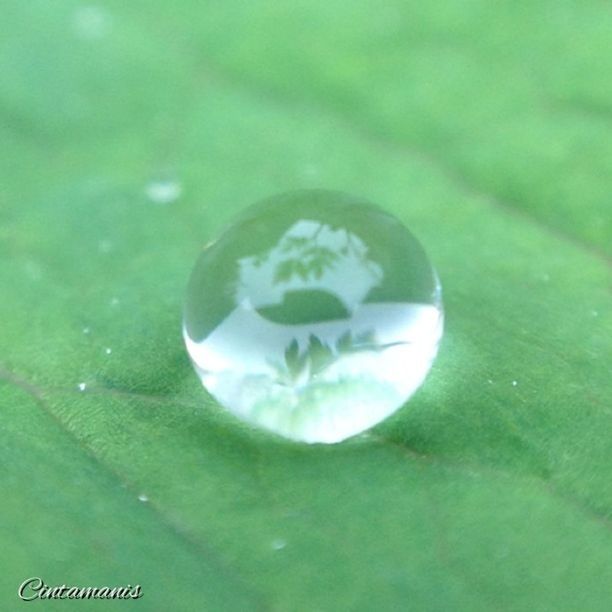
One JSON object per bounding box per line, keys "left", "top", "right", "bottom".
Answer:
{"left": 1, "top": 1, "right": 611, "bottom": 610}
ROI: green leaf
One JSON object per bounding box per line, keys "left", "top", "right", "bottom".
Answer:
{"left": 1, "top": 1, "right": 612, "bottom": 610}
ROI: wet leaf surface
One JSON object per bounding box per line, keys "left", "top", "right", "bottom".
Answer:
{"left": 1, "top": 2, "right": 611, "bottom": 610}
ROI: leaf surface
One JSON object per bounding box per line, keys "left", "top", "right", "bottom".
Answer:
{"left": 1, "top": 2, "right": 611, "bottom": 610}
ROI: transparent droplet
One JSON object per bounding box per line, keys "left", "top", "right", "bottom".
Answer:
{"left": 271, "top": 538, "right": 287, "bottom": 550}
{"left": 145, "top": 179, "right": 182, "bottom": 204}
{"left": 72, "top": 5, "right": 110, "bottom": 41}
{"left": 98, "top": 239, "right": 113, "bottom": 254}
{"left": 183, "top": 190, "right": 443, "bottom": 443}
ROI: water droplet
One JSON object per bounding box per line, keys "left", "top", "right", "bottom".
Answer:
{"left": 183, "top": 190, "right": 443, "bottom": 443}
{"left": 146, "top": 179, "right": 182, "bottom": 204}
{"left": 301, "top": 163, "right": 320, "bottom": 180}
{"left": 105, "top": 347, "right": 112, "bottom": 355}
{"left": 138, "top": 494, "right": 149, "bottom": 502}
{"left": 78, "top": 382, "right": 87, "bottom": 391}
{"left": 271, "top": 538, "right": 286, "bottom": 550}
{"left": 72, "top": 5, "right": 110, "bottom": 40}
{"left": 497, "top": 546, "right": 510, "bottom": 559}
{"left": 98, "top": 239, "right": 113, "bottom": 254}
{"left": 24, "top": 260, "right": 43, "bottom": 281}
{"left": 83, "top": 327, "right": 91, "bottom": 334}
{"left": 512, "top": 380, "right": 518, "bottom": 387}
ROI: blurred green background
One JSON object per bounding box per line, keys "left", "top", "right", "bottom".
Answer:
{"left": 1, "top": 1, "right": 611, "bottom": 610}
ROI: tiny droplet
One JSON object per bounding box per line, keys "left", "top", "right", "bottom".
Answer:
{"left": 271, "top": 539, "right": 286, "bottom": 550}
{"left": 98, "top": 239, "right": 113, "bottom": 253}
{"left": 73, "top": 5, "right": 110, "bottom": 40}
{"left": 146, "top": 179, "right": 182, "bottom": 204}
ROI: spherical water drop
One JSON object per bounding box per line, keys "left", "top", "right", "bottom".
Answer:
{"left": 183, "top": 190, "right": 443, "bottom": 443}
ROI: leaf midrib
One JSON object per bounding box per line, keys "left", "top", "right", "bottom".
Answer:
{"left": 1, "top": 363, "right": 609, "bottom": 542}
{"left": 0, "top": 363, "right": 270, "bottom": 611}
